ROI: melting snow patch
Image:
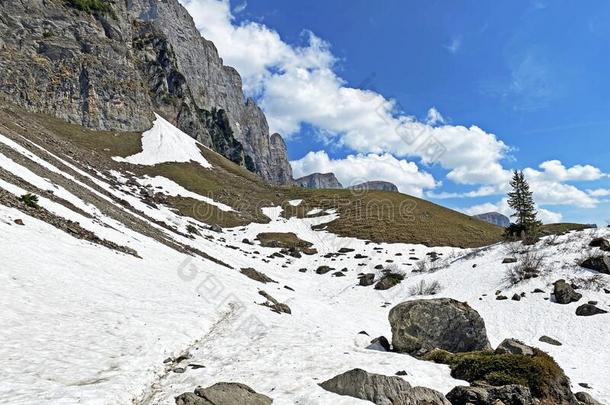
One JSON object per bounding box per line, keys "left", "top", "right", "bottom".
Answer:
{"left": 114, "top": 114, "right": 211, "bottom": 168}
{"left": 262, "top": 206, "right": 283, "bottom": 221}
{"left": 306, "top": 208, "right": 322, "bottom": 216}
{"left": 288, "top": 199, "right": 303, "bottom": 207}
{"left": 138, "top": 176, "right": 235, "bottom": 212}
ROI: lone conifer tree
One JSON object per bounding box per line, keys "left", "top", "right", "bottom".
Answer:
{"left": 507, "top": 170, "right": 541, "bottom": 237}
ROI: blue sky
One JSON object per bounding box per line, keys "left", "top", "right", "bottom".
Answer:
{"left": 182, "top": 0, "right": 610, "bottom": 225}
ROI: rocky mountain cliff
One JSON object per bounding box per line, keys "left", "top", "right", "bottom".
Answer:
{"left": 295, "top": 173, "right": 343, "bottom": 189}
{"left": 0, "top": 0, "right": 292, "bottom": 184}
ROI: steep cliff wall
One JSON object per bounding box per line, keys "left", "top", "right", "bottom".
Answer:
{"left": 0, "top": 0, "right": 292, "bottom": 184}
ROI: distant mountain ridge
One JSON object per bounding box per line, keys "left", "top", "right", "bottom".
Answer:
{"left": 348, "top": 181, "right": 398, "bottom": 192}
{"left": 0, "top": 0, "right": 292, "bottom": 184}
{"left": 473, "top": 212, "right": 510, "bottom": 227}
{"left": 294, "top": 173, "right": 343, "bottom": 189}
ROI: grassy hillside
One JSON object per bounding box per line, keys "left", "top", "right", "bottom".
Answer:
{"left": 0, "top": 102, "right": 504, "bottom": 247}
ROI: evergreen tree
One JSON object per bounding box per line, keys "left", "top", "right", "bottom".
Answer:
{"left": 507, "top": 170, "right": 541, "bottom": 237}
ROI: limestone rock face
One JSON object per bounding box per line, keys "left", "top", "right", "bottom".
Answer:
{"left": 0, "top": 0, "right": 154, "bottom": 132}
{"left": 0, "top": 0, "right": 292, "bottom": 184}
{"left": 389, "top": 298, "right": 491, "bottom": 356}
{"left": 294, "top": 173, "right": 343, "bottom": 189}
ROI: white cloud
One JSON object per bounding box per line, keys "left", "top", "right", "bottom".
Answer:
{"left": 426, "top": 107, "right": 445, "bottom": 125}
{"left": 588, "top": 188, "right": 610, "bottom": 197}
{"left": 526, "top": 160, "right": 604, "bottom": 182}
{"left": 522, "top": 161, "right": 604, "bottom": 208}
{"left": 290, "top": 151, "right": 437, "bottom": 197}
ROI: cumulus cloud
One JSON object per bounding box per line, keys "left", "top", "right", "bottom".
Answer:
{"left": 290, "top": 151, "right": 437, "bottom": 197}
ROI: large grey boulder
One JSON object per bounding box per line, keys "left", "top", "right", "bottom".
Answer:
{"left": 580, "top": 256, "right": 610, "bottom": 274}
{"left": 575, "top": 304, "right": 608, "bottom": 316}
{"left": 446, "top": 384, "right": 536, "bottom": 405}
{"left": 389, "top": 298, "right": 491, "bottom": 356}
{"left": 553, "top": 280, "right": 582, "bottom": 304}
{"left": 319, "top": 368, "right": 450, "bottom": 405}
{"left": 175, "top": 382, "right": 272, "bottom": 405}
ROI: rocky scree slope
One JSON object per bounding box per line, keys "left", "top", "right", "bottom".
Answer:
{"left": 0, "top": 0, "right": 292, "bottom": 184}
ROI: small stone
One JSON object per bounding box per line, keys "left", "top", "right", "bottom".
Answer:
{"left": 502, "top": 257, "right": 518, "bottom": 264}
{"left": 14, "top": 219, "right": 24, "bottom": 225}
{"left": 395, "top": 370, "right": 408, "bottom": 376}
{"left": 539, "top": 336, "right": 562, "bottom": 346}
{"left": 496, "top": 295, "right": 508, "bottom": 300}
{"left": 511, "top": 294, "right": 521, "bottom": 301}
{"left": 173, "top": 367, "right": 186, "bottom": 373}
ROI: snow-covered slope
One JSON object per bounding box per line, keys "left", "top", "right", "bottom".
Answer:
{"left": 1, "top": 117, "right": 609, "bottom": 405}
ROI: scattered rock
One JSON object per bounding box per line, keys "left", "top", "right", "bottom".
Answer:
{"left": 240, "top": 268, "right": 276, "bottom": 284}
{"left": 589, "top": 237, "right": 610, "bottom": 251}
{"left": 354, "top": 253, "right": 368, "bottom": 259}
{"left": 358, "top": 273, "right": 375, "bottom": 286}
{"left": 332, "top": 271, "right": 346, "bottom": 277}
{"left": 389, "top": 298, "right": 491, "bottom": 356}
{"left": 209, "top": 224, "right": 223, "bottom": 233}
{"left": 446, "top": 384, "right": 535, "bottom": 405}
{"left": 512, "top": 293, "right": 521, "bottom": 301}
{"left": 319, "top": 368, "right": 450, "bottom": 405}
{"left": 539, "top": 336, "right": 563, "bottom": 346}
{"left": 576, "top": 392, "right": 603, "bottom": 405}
{"left": 176, "top": 382, "right": 272, "bottom": 405}
{"left": 298, "top": 268, "right": 307, "bottom": 273}
{"left": 368, "top": 336, "right": 391, "bottom": 352}
{"left": 188, "top": 364, "right": 205, "bottom": 369}
{"left": 173, "top": 367, "right": 186, "bottom": 373}
{"left": 532, "top": 288, "right": 544, "bottom": 293}
{"left": 395, "top": 370, "right": 408, "bottom": 376}
{"left": 495, "top": 338, "right": 534, "bottom": 356}
{"left": 241, "top": 238, "right": 252, "bottom": 245}
{"left": 338, "top": 247, "right": 355, "bottom": 253}
{"left": 576, "top": 303, "right": 608, "bottom": 317}
{"left": 316, "top": 265, "right": 333, "bottom": 275}
{"left": 13, "top": 218, "right": 24, "bottom": 225}
{"left": 258, "top": 291, "right": 291, "bottom": 315}
{"left": 496, "top": 295, "right": 508, "bottom": 301}
{"left": 374, "top": 264, "right": 384, "bottom": 270}
{"left": 553, "top": 279, "right": 582, "bottom": 304}
{"left": 374, "top": 274, "right": 403, "bottom": 290}
{"left": 502, "top": 257, "right": 518, "bottom": 264}
{"left": 580, "top": 256, "right": 610, "bottom": 274}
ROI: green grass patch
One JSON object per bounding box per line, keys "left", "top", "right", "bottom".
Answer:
{"left": 256, "top": 232, "right": 314, "bottom": 250}
{"left": 425, "top": 349, "right": 567, "bottom": 401}
{"left": 541, "top": 223, "right": 595, "bottom": 235}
